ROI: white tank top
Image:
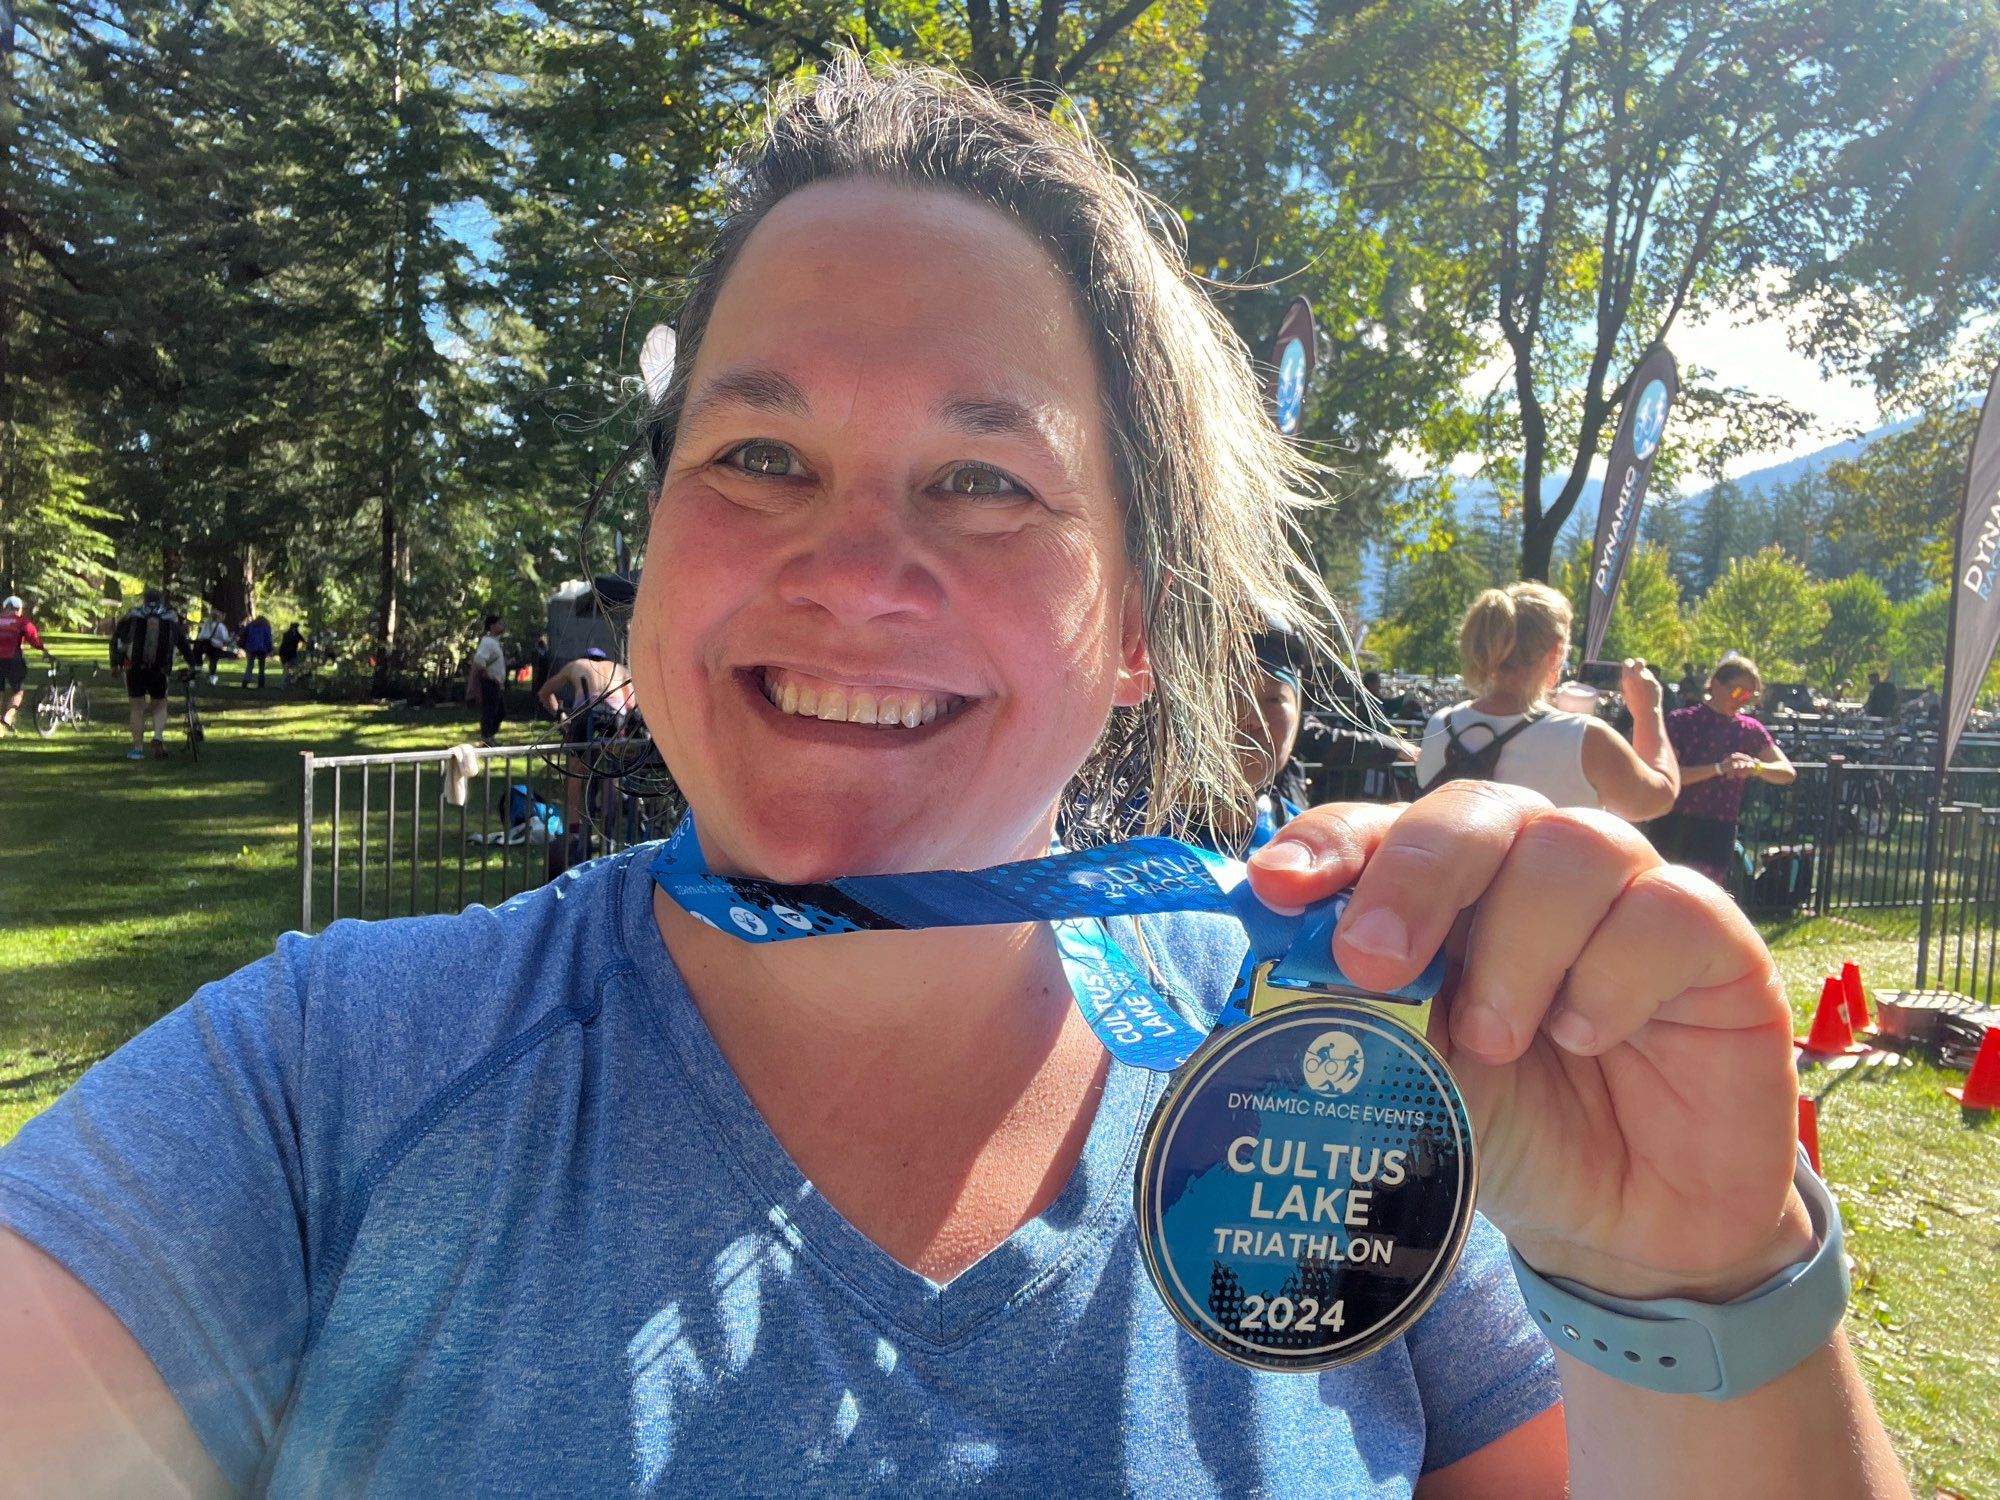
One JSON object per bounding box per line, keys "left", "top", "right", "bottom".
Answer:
{"left": 1415, "top": 703, "right": 1601, "bottom": 810}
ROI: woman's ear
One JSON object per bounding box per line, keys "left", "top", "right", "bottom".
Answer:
{"left": 1112, "top": 576, "right": 1153, "bottom": 707}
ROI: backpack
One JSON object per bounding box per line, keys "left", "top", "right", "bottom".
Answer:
{"left": 1749, "top": 844, "right": 1816, "bottom": 912}
{"left": 1416, "top": 707, "right": 1548, "bottom": 795}
{"left": 117, "top": 606, "right": 179, "bottom": 673}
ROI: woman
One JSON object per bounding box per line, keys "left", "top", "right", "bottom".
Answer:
{"left": 0, "top": 61, "right": 1901, "bottom": 1496}
{"left": 1660, "top": 655, "right": 1799, "bottom": 886}
{"left": 1416, "top": 583, "right": 1680, "bottom": 821}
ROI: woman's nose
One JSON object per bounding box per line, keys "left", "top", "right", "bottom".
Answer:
{"left": 774, "top": 481, "right": 945, "bottom": 625}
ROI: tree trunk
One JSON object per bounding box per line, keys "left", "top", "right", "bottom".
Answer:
{"left": 216, "top": 549, "right": 255, "bottom": 624}
{"left": 370, "top": 0, "right": 407, "bottom": 698}
{"left": 374, "top": 498, "right": 399, "bottom": 693}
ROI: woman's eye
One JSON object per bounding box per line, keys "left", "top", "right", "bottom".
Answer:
{"left": 941, "top": 464, "right": 1024, "bottom": 499}
{"left": 724, "top": 441, "right": 800, "bottom": 477}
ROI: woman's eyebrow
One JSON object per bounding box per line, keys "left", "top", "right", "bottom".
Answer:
{"left": 935, "top": 395, "right": 1048, "bottom": 437}
{"left": 679, "top": 366, "right": 812, "bottom": 429}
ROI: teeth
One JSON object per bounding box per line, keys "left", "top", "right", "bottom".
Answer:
{"left": 762, "top": 669, "right": 961, "bottom": 730}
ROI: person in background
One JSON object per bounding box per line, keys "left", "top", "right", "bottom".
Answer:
{"left": 1417, "top": 583, "right": 1679, "bottom": 819}
{"left": 277, "top": 622, "right": 304, "bottom": 685}
{"left": 239, "top": 615, "right": 274, "bottom": 690}
{"left": 1660, "top": 655, "right": 1798, "bottom": 887}
{"left": 111, "top": 590, "right": 191, "bottom": 760}
{"left": 1284, "top": 662, "right": 1418, "bottom": 810}
{"left": 537, "top": 646, "right": 638, "bottom": 852}
{"left": 1676, "top": 661, "right": 1705, "bottom": 708}
{"left": 192, "top": 615, "right": 234, "bottom": 686}
{"left": 528, "top": 635, "right": 551, "bottom": 697}
{"left": 0, "top": 595, "right": 58, "bottom": 736}
{"left": 470, "top": 614, "right": 507, "bottom": 746}
{"left": 1863, "top": 671, "right": 1900, "bottom": 720}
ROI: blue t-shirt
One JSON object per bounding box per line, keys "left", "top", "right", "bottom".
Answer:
{"left": 0, "top": 849, "right": 1557, "bottom": 1495}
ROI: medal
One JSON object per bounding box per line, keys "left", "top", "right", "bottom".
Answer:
{"left": 648, "top": 814, "right": 1476, "bottom": 1370}
{"left": 1134, "top": 970, "right": 1475, "bottom": 1370}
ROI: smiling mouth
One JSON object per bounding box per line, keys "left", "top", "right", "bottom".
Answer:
{"left": 755, "top": 666, "right": 972, "bottom": 730}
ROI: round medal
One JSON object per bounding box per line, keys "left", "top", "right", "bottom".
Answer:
{"left": 1135, "top": 1000, "right": 1476, "bottom": 1371}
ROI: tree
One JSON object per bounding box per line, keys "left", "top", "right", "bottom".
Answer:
{"left": 1555, "top": 539, "right": 1687, "bottom": 668}
{"left": 1886, "top": 588, "right": 1948, "bottom": 692}
{"left": 1688, "top": 546, "right": 1829, "bottom": 682}
{"left": 1366, "top": 544, "right": 1490, "bottom": 676}
{"left": 1822, "top": 407, "right": 1976, "bottom": 599}
{"left": 1285, "top": 0, "right": 1975, "bottom": 580}
{"left": 1807, "top": 574, "right": 1893, "bottom": 694}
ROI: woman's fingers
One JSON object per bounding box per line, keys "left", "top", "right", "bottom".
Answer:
{"left": 1324, "top": 781, "right": 1552, "bottom": 994}
{"left": 1244, "top": 801, "right": 1404, "bottom": 912}
{"left": 1247, "top": 788, "right": 1780, "bottom": 1067}
{"left": 1554, "top": 864, "right": 1791, "bottom": 1051}
{"left": 1448, "top": 808, "right": 1659, "bottom": 1062}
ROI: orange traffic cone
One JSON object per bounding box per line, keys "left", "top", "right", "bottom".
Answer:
{"left": 1797, "top": 975, "right": 1866, "bottom": 1056}
{"left": 1840, "top": 962, "right": 1870, "bottom": 1032}
{"left": 1946, "top": 1029, "right": 2000, "bottom": 1110}
{"left": 1797, "top": 1094, "right": 1822, "bottom": 1173}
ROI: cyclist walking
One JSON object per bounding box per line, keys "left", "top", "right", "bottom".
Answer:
{"left": 0, "top": 596, "right": 58, "bottom": 737}
{"left": 112, "top": 591, "right": 192, "bottom": 760}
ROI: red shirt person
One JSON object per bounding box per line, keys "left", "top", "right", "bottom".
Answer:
{"left": 1661, "top": 656, "right": 1798, "bottom": 885}
{"left": 0, "top": 595, "right": 56, "bottom": 735}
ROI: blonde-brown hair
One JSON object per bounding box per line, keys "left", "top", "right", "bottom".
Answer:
{"left": 1458, "top": 583, "right": 1572, "bottom": 695}
{"left": 1711, "top": 656, "right": 1763, "bottom": 693}
{"left": 637, "top": 55, "right": 1340, "bottom": 839}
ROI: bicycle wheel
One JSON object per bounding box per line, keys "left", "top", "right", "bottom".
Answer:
{"left": 34, "top": 684, "right": 61, "bottom": 737}
{"left": 186, "top": 700, "right": 204, "bottom": 760}
{"left": 75, "top": 685, "right": 92, "bottom": 730}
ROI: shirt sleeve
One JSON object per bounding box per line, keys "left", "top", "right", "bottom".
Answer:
{"left": 1741, "top": 716, "right": 1778, "bottom": 757}
{"left": 0, "top": 938, "right": 316, "bottom": 1489}
{"left": 23, "top": 620, "right": 43, "bottom": 650}
{"left": 1404, "top": 1214, "right": 1560, "bottom": 1472}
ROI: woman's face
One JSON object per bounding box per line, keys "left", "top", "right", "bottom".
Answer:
{"left": 630, "top": 180, "right": 1150, "bottom": 882}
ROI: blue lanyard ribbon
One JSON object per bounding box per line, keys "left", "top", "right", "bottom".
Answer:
{"left": 649, "top": 813, "right": 1443, "bottom": 1071}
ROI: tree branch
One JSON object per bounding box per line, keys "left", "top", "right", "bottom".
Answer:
{"left": 1055, "top": 0, "right": 1154, "bottom": 86}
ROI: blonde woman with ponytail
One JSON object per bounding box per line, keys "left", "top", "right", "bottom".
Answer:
{"left": 1416, "top": 583, "right": 1680, "bottom": 819}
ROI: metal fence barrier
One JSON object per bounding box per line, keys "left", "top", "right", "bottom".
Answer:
{"left": 299, "top": 742, "right": 2000, "bottom": 978}
{"left": 297, "top": 742, "right": 665, "bottom": 932}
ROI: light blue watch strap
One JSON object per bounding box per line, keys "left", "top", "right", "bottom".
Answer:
{"left": 1507, "top": 1148, "right": 1849, "bottom": 1399}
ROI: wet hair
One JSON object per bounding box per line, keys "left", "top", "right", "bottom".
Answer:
{"left": 1457, "top": 583, "right": 1572, "bottom": 696}
{"left": 1711, "top": 656, "right": 1763, "bottom": 693}
{"left": 627, "top": 54, "right": 1341, "bottom": 839}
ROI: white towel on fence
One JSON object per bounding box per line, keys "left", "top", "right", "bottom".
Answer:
{"left": 443, "top": 743, "right": 482, "bottom": 807}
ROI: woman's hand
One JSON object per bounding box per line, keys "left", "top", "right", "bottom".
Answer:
{"left": 1719, "top": 752, "right": 1761, "bottom": 780}
{"left": 1620, "top": 659, "right": 1664, "bottom": 716}
{"left": 1248, "top": 785, "right": 1811, "bottom": 1303}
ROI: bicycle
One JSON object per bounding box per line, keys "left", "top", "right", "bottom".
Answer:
{"left": 33, "top": 665, "right": 91, "bottom": 738}
{"left": 180, "top": 670, "right": 206, "bottom": 760}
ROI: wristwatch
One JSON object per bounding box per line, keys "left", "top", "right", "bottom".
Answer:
{"left": 1507, "top": 1148, "right": 1848, "bottom": 1399}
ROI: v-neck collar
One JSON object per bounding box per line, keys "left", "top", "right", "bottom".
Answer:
{"left": 616, "top": 852, "right": 1163, "bottom": 1352}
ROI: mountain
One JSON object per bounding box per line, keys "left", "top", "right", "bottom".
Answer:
{"left": 1353, "top": 417, "right": 1917, "bottom": 614}
{"left": 1678, "top": 415, "right": 1917, "bottom": 508}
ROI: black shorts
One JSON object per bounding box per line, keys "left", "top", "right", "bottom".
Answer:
{"left": 126, "top": 666, "right": 169, "bottom": 701}
{"left": 0, "top": 655, "right": 24, "bottom": 693}
{"left": 562, "top": 709, "right": 624, "bottom": 748}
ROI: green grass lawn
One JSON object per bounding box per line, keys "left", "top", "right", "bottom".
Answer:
{"left": 2, "top": 633, "right": 1997, "bottom": 1493}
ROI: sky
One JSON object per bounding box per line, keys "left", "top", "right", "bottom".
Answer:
{"left": 1673, "top": 302, "right": 1885, "bottom": 475}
